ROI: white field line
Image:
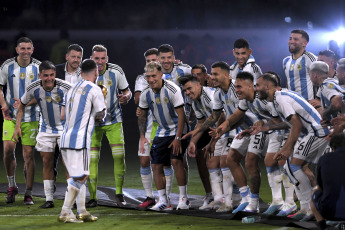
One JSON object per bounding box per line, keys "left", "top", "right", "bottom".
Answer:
{"left": 0, "top": 213, "right": 168, "bottom": 217}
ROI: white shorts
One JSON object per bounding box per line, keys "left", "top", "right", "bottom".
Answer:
{"left": 231, "top": 132, "right": 267, "bottom": 157}
{"left": 214, "top": 136, "right": 234, "bottom": 157}
{"left": 292, "top": 134, "right": 329, "bottom": 164}
{"left": 266, "top": 131, "right": 289, "bottom": 154}
{"left": 35, "top": 132, "right": 61, "bottom": 152}
{"left": 61, "top": 148, "right": 90, "bottom": 178}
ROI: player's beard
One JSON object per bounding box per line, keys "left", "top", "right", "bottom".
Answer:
{"left": 258, "top": 90, "right": 268, "bottom": 100}
{"left": 289, "top": 45, "right": 301, "bottom": 54}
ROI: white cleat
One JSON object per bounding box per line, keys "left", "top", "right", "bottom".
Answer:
{"left": 150, "top": 200, "right": 173, "bottom": 211}
{"left": 198, "top": 195, "right": 214, "bottom": 210}
{"left": 216, "top": 203, "right": 233, "bottom": 213}
{"left": 199, "top": 200, "right": 222, "bottom": 211}
{"left": 176, "top": 197, "right": 191, "bottom": 210}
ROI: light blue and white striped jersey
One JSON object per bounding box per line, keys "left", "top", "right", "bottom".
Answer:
{"left": 135, "top": 73, "right": 156, "bottom": 132}
{"left": 318, "top": 78, "right": 345, "bottom": 113}
{"left": 96, "top": 63, "right": 129, "bottom": 126}
{"left": 238, "top": 92, "right": 278, "bottom": 120}
{"left": 60, "top": 79, "right": 106, "bottom": 149}
{"left": 283, "top": 51, "right": 317, "bottom": 100}
{"left": 192, "top": 87, "right": 215, "bottom": 121}
{"left": 139, "top": 80, "right": 184, "bottom": 137}
{"left": 21, "top": 79, "right": 71, "bottom": 134}
{"left": 230, "top": 55, "right": 262, "bottom": 85}
{"left": 213, "top": 81, "right": 259, "bottom": 130}
{"left": 273, "top": 90, "right": 329, "bottom": 137}
{"left": 0, "top": 57, "right": 41, "bottom": 122}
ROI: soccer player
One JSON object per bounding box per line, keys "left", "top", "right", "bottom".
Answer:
{"left": 229, "top": 38, "right": 262, "bottom": 84}
{"left": 283, "top": 29, "right": 317, "bottom": 100}
{"left": 12, "top": 61, "right": 71, "bottom": 208}
{"left": 87, "top": 44, "right": 132, "bottom": 207}
{"left": 55, "top": 44, "right": 83, "bottom": 84}
{"left": 336, "top": 58, "right": 345, "bottom": 86}
{"left": 179, "top": 75, "right": 236, "bottom": 212}
{"left": 0, "top": 37, "right": 41, "bottom": 204}
{"left": 255, "top": 74, "right": 329, "bottom": 221}
{"left": 138, "top": 61, "right": 189, "bottom": 211}
{"left": 58, "top": 59, "right": 105, "bottom": 223}
{"left": 318, "top": 50, "right": 337, "bottom": 79}
{"left": 134, "top": 48, "right": 159, "bottom": 209}
{"left": 191, "top": 64, "right": 213, "bottom": 87}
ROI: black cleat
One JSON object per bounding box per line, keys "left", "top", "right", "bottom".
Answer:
{"left": 115, "top": 194, "right": 126, "bottom": 207}
{"left": 86, "top": 199, "right": 98, "bottom": 208}
{"left": 39, "top": 201, "right": 54, "bottom": 208}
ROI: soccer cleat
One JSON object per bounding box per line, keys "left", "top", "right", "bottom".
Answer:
{"left": 86, "top": 199, "right": 98, "bottom": 208}
{"left": 199, "top": 200, "right": 222, "bottom": 211}
{"left": 232, "top": 195, "right": 249, "bottom": 213}
{"left": 243, "top": 201, "right": 259, "bottom": 213}
{"left": 176, "top": 197, "right": 191, "bottom": 210}
{"left": 138, "top": 197, "right": 156, "bottom": 209}
{"left": 262, "top": 201, "right": 284, "bottom": 215}
{"left": 76, "top": 211, "right": 98, "bottom": 222}
{"left": 115, "top": 194, "right": 126, "bottom": 207}
{"left": 24, "top": 195, "right": 34, "bottom": 205}
{"left": 216, "top": 203, "right": 233, "bottom": 213}
{"left": 6, "top": 186, "right": 18, "bottom": 204}
{"left": 288, "top": 209, "right": 308, "bottom": 220}
{"left": 299, "top": 209, "right": 314, "bottom": 222}
{"left": 58, "top": 209, "right": 83, "bottom": 223}
{"left": 39, "top": 201, "right": 54, "bottom": 208}
{"left": 150, "top": 200, "right": 173, "bottom": 211}
{"left": 199, "top": 195, "right": 214, "bottom": 210}
{"left": 276, "top": 202, "right": 297, "bottom": 216}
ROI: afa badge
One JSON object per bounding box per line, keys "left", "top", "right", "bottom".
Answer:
{"left": 156, "top": 97, "right": 161, "bottom": 104}
{"left": 163, "top": 97, "right": 169, "bottom": 104}
{"left": 98, "top": 80, "right": 104, "bottom": 86}
{"left": 290, "top": 64, "right": 294, "bottom": 71}
{"left": 29, "top": 72, "right": 35, "bottom": 80}
{"left": 327, "top": 83, "right": 335, "bottom": 89}
{"left": 107, "top": 79, "right": 113, "bottom": 86}
{"left": 20, "top": 72, "right": 25, "bottom": 79}
{"left": 46, "top": 96, "right": 52, "bottom": 103}
{"left": 55, "top": 95, "right": 61, "bottom": 103}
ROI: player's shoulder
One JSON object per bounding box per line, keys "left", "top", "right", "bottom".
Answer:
{"left": 140, "top": 85, "right": 151, "bottom": 94}
{"left": 107, "top": 63, "right": 125, "bottom": 75}
{"left": 55, "top": 78, "right": 72, "bottom": 89}
{"left": 174, "top": 63, "right": 191, "bottom": 72}
{"left": 247, "top": 62, "right": 261, "bottom": 73}
{"left": 283, "top": 55, "right": 292, "bottom": 65}
{"left": 26, "top": 79, "right": 42, "bottom": 92}
{"left": 1, "top": 57, "right": 15, "bottom": 69}
{"left": 31, "top": 58, "right": 41, "bottom": 66}
{"left": 230, "top": 62, "right": 237, "bottom": 71}
{"left": 201, "top": 87, "right": 214, "bottom": 101}
{"left": 163, "top": 79, "right": 179, "bottom": 94}
{"left": 135, "top": 73, "right": 145, "bottom": 82}
{"left": 303, "top": 51, "right": 317, "bottom": 62}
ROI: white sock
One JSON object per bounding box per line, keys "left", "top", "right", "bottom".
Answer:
{"left": 178, "top": 185, "right": 187, "bottom": 199}
{"left": 158, "top": 189, "right": 167, "bottom": 203}
{"left": 293, "top": 169, "right": 312, "bottom": 211}
{"left": 282, "top": 173, "right": 295, "bottom": 204}
{"left": 43, "top": 180, "right": 54, "bottom": 202}
{"left": 209, "top": 168, "right": 223, "bottom": 202}
{"left": 7, "top": 176, "right": 16, "bottom": 188}
{"left": 62, "top": 183, "right": 80, "bottom": 211}
{"left": 164, "top": 167, "right": 174, "bottom": 198}
{"left": 267, "top": 170, "right": 283, "bottom": 203}
{"left": 140, "top": 166, "right": 154, "bottom": 198}
{"left": 76, "top": 184, "right": 86, "bottom": 213}
{"left": 221, "top": 168, "right": 233, "bottom": 206}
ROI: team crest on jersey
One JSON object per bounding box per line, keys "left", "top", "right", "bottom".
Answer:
{"left": 29, "top": 72, "right": 35, "bottom": 80}
{"left": 46, "top": 96, "right": 52, "bottom": 103}
{"left": 55, "top": 95, "right": 61, "bottom": 102}
{"left": 98, "top": 80, "right": 104, "bottom": 86}
{"left": 297, "top": 64, "right": 302, "bottom": 71}
{"left": 20, "top": 72, "right": 25, "bottom": 79}
{"left": 163, "top": 97, "right": 169, "bottom": 104}
{"left": 289, "top": 64, "right": 294, "bottom": 71}
{"left": 107, "top": 80, "right": 113, "bottom": 86}
{"left": 327, "top": 83, "right": 335, "bottom": 89}
{"left": 226, "top": 99, "right": 229, "bottom": 104}
{"left": 156, "top": 98, "right": 161, "bottom": 104}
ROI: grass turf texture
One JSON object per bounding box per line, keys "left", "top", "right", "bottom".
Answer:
{"left": 0, "top": 143, "right": 294, "bottom": 229}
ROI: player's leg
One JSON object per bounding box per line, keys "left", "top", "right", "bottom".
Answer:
{"left": 21, "top": 121, "right": 38, "bottom": 205}
{"left": 86, "top": 126, "right": 103, "bottom": 207}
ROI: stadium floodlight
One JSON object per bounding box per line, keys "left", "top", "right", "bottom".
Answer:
{"left": 328, "top": 27, "right": 345, "bottom": 44}
{"left": 284, "top": 17, "right": 292, "bottom": 23}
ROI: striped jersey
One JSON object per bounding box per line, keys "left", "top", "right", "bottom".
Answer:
{"left": 192, "top": 87, "right": 215, "bottom": 121}
{"left": 318, "top": 78, "right": 345, "bottom": 113}
{"left": 60, "top": 79, "right": 106, "bottom": 149}
{"left": 273, "top": 90, "right": 329, "bottom": 137}
{"left": 0, "top": 57, "right": 41, "bottom": 122}
{"left": 139, "top": 80, "right": 184, "bottom": 137}
{"left": 230, "top": 55, "right": 262, "bottom": 85}
{"left": 283, "top": 51, "right": 317, "bottom": 100}
{"left": 213, "top": 81, "right": 259, "bottom": 130}
{"left": 96, "top": 63, "right": 129, "bottom": 126}
{"left": 21, "top": 79, "right": 72, "bottom": 134}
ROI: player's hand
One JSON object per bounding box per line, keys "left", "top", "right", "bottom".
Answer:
{"left": 236, "top": 129, "right": 251, "bottom": 139}
{"left": 118, "top": 94, "right": 129, "bottom": 105}
{"left": 209, "top": 126, "right": 224, "bottom": 139}
{"left": 273, "top": 149, "right": 291, "bottom": 161}
{"left": 187, "top": 142, "right": 196, "bottom": 157}
{"left": 12, "top": 127, "right": 22, "bottom": 143}
{"left": 13, "top": 98, "right": 21, "bottom": 109}
{"left": 1, "top": 104, "right": 12, "bottom": 121}
{"left": 136, "top": 107, "right": 141, "bottom": 117}
{"left": 203, "top": 141, "right": 215, "bottom": 159}
{"left": 320, "top": 119, "right": 331, "bottom": 128}
{"left": 330, "top": 113, "right": 345, "bottom": 126}
{"left": 250, "top": 125, "right": 268, "bottom": 135}
{"left": 139, "top": 137, "right": 150, "bottom": 154}
{"left": 308, "top": 99, "right": 321, "bottom": 108}
{"left": 182, "top": 129, "right": 198, "bottom": 140}
{"left": 168, "top": 139, "right": 182, "bottom": 156}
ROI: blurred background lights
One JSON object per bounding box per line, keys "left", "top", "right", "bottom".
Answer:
{"left": 284, "top": 17, "right": 292, "bottom": 23}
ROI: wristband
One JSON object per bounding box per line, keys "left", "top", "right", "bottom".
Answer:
{"left": 175, "top": 136, "right": 182, "bottom": 141}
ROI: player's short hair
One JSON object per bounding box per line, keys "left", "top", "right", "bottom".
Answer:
{"left": 291, "top": 29, "right": 309, "bottom": 42}
{"left": 337, "top": 58, "right": 345, "bottom": 71}
{"left": 310, "top": 61, "right": 329, "bottom": 75}
{"left": 144, "top": 48, "right": 158, "bottom": 57}
{"left": 234, "top": 38, "right": 250, "bottom": 49}
{"left": 236, "top": 71, "right": 254, "bottom": 83}
{"left": 17, "top": 37, "right": 33, "bottom": 46}
{"left": 192, "top": 64, "right": 207, "bottom": 73}
{"left": 158, "top": 44, "right": 174, "bottom": 55}
{"left": 265, "top": 71, "right": 281, "bottom": 87}
{"left": 318, "top": 49, "right": 336, "bottom": 60}
{"left": 39, "top": 60, "right": 56, "bottom": 72}
{"left": 330, "top": 133, "right": 345, "bottom": 151}
{"left": 144, "top": 61, "right": 162, "bottom": 73}
{"left": 211, "top": 61, "right": 230, "bottom": 72}
{"left": 258, "top": 73, "right": 278, "bottom": 87}
{"left": 67, "top": 44, "right": 83, "bottom": 55}
{"left": 81, "top": 59, "right": 97, "bottom": 74}
{"left": 178, "top": 75, "right": 199, "bottom": 86}
{"left": 92, "top": 44, "right": 107, "bottom": 53}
